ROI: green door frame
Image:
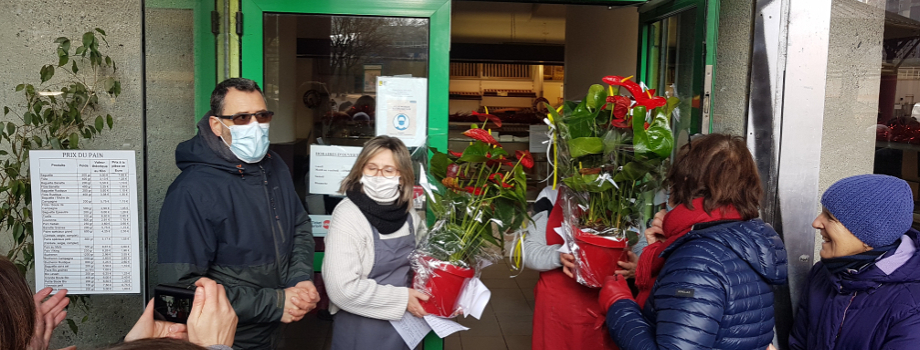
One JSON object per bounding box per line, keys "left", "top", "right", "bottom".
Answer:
{"left": 146, "top": 0, "right": 217, "bottom": 122}
{"left": 240, "top": 1, "right": 449, "bottom": 348}
{"left": 637, "top": 0, "right": 719, "bottom": 134}
{"left": 240, "top": 0, "right": 451, "bottom": 153}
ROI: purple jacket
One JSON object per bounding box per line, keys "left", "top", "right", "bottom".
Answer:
{"left": 789, "top": 229, "right": 920, "bottom": 350}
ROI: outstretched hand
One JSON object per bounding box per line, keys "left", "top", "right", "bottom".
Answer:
{"left": 28, "top": 288, "right": 71, "bottom": 350}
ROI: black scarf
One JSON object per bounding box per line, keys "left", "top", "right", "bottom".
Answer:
{"left": 823, "top": 241, "right": 900, "bottom": 275}
{"left": 346, "top": 187, "right": 409, "bottom": 235}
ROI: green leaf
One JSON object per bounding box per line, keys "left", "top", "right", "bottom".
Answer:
{"left": 95, "top": 116, "right": 104, "bottom": 131}
{"left": 621, "top": 162, "right": 650, "bottom": 181}
{"left": 49, "top": 138, "right": 61, "bottom": 150}
{"left": 568, "top": 137, "right": 604, "bottom": 158}
{"left": 71, "top": 60, "right": 79, "bottom": 74}
{"left": 95, "top": 27, "right": 106, "bottom": 36}
{"left": 23, "top": 112, "right": 31, "bottom": 125}
{"left": 6, "top": 123, "right": 15, "bottom": 135}
{"left": 82, "top": 32, "right": 94, "bottom": 49}
{"left": 75, "top": 46, "right": 86, "bottom": 56}
{"left": 60, "top": 38, "right": 71, "bottom": 53}
{"left": 458, "top": 142, "right": 491, "bottom": 163}
{"left": 82, "top": 315, "right": 88, "bottom": 323}
{"left": 3, "top": 106, "right": 9, "bottom": 115}
{"left": 33, "top": 136, "right": 42, "bottom": 147}
{"left": 584, "top": 84, "right": 607, "bottom": 111}
{"left": 111, "top": 80, "right": 121, "bottom": 97}
{"left": 632, "top": 106, "right": 650, "bottom": 155}
{"left": 68, "top": 133, "right": 79, "bottom": 148}
{"left": 105, "top": 56, "right": 111, "bottom": 66}
{"left": 12, "top": 223, "right": 23, "bottom": 243}
{"left": 429, "top": 150, "right": 452, "bottom": 180}
{"left": 66, "top": 319, "right": 78, "bottom": 335}
{"left": 103, "top": 77, "right": 115, "bottom": 91}
{"left": 58, "top": 52, "right": 68, "bottom": 67}
{"left": 0, "top": 150, "right": 7, "bottom": 155}
{"left": 40, "top": 65, "right": 54, "bottom": 83}
{"left": 15, "top": 84, "right": 24, "bottom": 92}
{"left": 106, "top": 114, "right": 113, "bottom": 129}
{"left": 54, "top": 36, "right": 69, "bottom": 44}
{"left": 645, "top": 111, "right": 674, "bottom": 159}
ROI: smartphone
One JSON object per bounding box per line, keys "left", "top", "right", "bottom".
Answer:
{"left": 153, "top": 284, "right": 196, "bottom": 324}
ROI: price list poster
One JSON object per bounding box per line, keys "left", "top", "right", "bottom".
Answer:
{"left": 29, "top": 150, "right": 141, "bottom": 294}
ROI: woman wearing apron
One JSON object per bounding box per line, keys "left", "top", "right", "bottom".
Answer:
{"left": 323, "top": 136, "right": 428, "bottom": 350}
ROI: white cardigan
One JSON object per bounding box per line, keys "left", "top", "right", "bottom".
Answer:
{"left": 322, "top": 198, "right": 427, "bottom": 320}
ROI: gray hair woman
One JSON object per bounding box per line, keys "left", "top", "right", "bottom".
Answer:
{"left": 322, "top": 136, "right": 428, "bottom": 350}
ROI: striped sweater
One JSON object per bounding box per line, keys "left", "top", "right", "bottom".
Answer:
{"left": 322, "top": 198, "right": 427, "bottom": 320}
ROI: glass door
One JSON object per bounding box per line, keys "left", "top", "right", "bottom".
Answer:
{"left": 240, "top": 1, "right": 449, "bottom": 348}
{"left": 639, "top": 0, "right": 718, "bottom": 145}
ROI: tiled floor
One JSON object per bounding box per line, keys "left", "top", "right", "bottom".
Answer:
{"left": 279, "top": 260, "right": 538, "bottom": 350}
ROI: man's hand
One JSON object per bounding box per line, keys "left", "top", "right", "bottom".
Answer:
{"left": 407, "top": 289, "right": 429, "bottom": 318}
{"left": 280, "top": 282, "right": 317, "bottom": 323}
{"left": 645, "top": 209, "right": 667, "bottom": 244}
{"left": 614, "top": 251, "right": 638, "bottom": 279}
{"left": 560, "top": 253, "right": 577, "bottom": 278}
{"left": 28, "top": 288, "right": 71, "bottom": 350}
{"left": 125, "top": 299, "right": 188, "bottom": 342}
{"left": 187, "top": 277, "right": 237, "bottom": 347}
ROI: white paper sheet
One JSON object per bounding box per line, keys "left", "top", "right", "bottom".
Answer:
{"left": 30, "top": 150, "right": 142, "bottom": 294}
{"left": 456, "top": 277, "right": 491, "bottom": 319}
{"left": 424, "top": 315, "right": 470, "bottom": 338}
{"left": 309, "top": 145, "right": 362, "bottom": 195}
{"left": 390, "top": 312, "right": 431, "bottom": 349}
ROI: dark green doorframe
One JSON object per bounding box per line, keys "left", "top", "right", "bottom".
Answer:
{"left": 638, "top": 0, "right": 718, "bottom": 134}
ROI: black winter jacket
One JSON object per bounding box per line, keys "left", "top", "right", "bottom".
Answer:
{"left": 158, "top": 117, "right": 314, "bottom": 350}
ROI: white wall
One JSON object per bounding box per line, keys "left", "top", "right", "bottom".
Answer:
{"left": 564, "top": 6, "right": 638, "bottom": 100}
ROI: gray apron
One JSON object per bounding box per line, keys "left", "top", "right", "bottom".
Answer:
{"left": 331, "top": 216, "right": 416, "bottom": 350}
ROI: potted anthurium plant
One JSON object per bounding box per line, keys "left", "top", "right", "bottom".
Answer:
{"left": 546, "top": 75, "right": 677, "bottom": 287}
{"left": 411, "top": 112, "right": 533, "bottom": 317}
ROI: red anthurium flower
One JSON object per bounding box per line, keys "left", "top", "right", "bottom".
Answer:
{"left": 463, "top": 128, "right": 501, "bottom": 147}
{"left": 608, "top": 95, "right": 631, "bottom": 119}
{"left": 448, "top": 150, "right": 463, "bottom": 158}
{"left": 464, "top": 186, "right": 485, "bottom": 196}
{"left": 612, "top": 117, "right": 631, "bottom": 129}
{"left": 645, "top": 122, "right": 650, "bottom": 130}
{"left": 515, "top": 150, "right": 534, "bottom": 169}
{"left": 602, "top": 75, "right": 667, "bottom": 110}
{"left": 488, "top": 173, "right": 504, "bottom": 183}
{"left": 446, "top": 164, "right": 460, "bottom": 178}
{"left": 472, "top": 111, "right": 503, "bottom": 128}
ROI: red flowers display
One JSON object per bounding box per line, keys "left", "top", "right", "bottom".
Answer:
{"left": 515, "top": 150, "right": 534, "bottom": 169}
{"left": 472, "top": 111, "right": 502, "bottom": 128}
{"left": 463, "top": 128, "right": 501, "bottom": 147}
{"left": 602, "top": 75, "right": 667, "bottom": 110}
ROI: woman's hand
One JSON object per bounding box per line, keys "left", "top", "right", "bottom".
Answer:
{"left": 187, "top": 277, "right": 238, "bottom": 347}
{"left": 28, "top": 288, "right": 71, "bottom": 350}
{"left": 645, "top": 209, "right": 667, "bottom": 244}
{"left": 407, "top": 289, "right": 430, "bottom": 318}
{"left": 560, "top": 253, "right": 576, "bottom": 278}
{"left": 614, "top": 251, "right": 638, "bottom": 279}
{"left": 124, "top": 299, "right": 188, "bottom": 342}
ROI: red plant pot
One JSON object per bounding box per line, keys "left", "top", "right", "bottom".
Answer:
{"left": 413, "top": 256, "right": 476, "bottom": 317}
{"left": 574, "top": 227, "right": 628, "bottom": 288}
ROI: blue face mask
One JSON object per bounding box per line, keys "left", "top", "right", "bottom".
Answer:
{"left": 220, "top": 120, "right": 270, "bottom": 163}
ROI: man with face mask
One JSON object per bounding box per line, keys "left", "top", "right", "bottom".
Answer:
{"left": 158, "top": 78, "right": 319, "bottom": 350}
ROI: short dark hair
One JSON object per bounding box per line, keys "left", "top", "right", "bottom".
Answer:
{"left": 209, "top": 78, "right": 263, "bottom": 116}
{"left": 667, "top": 133, "right": 763, "bottom": 220}
{"left": 100, "top": 339, "right": 208, "bottom": 350}
{"left": 0, "top": 256, "right": 35, "bottom": 350}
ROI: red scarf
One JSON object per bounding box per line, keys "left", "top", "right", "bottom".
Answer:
{"left": 634, "top": 197, "right": 742, "bottom": 308}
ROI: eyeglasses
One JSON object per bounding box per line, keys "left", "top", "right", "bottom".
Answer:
{"left": 363, "top": 164, "right": 399, "bottom": 178}
{"left": 215, "top": 111, "right": 274, "bottom": 125}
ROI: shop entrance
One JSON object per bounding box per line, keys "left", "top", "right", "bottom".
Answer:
{"left": 231, "top": 0, "right": 718, "bottom": 349}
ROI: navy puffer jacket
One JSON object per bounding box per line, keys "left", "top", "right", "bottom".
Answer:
{"left": 606, "top": 219, "right": 788, "bottom": 349}
{"left": 789, "top": 230, "right": 920, "bottom": 350}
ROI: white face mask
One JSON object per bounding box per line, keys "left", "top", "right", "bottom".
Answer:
{"left": 360, "top": 174, "right": 401, "bottom": 202}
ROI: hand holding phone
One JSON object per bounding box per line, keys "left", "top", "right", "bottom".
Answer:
{"left": 153, "top": 284, "right": 196, "bottom": 324}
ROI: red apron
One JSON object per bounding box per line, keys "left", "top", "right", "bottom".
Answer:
{"left": 532, "top": 193, "right": 618, "bottom": 350}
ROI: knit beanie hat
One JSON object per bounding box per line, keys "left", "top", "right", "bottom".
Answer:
{"left": 821, "top": 174, "right": 914, "bottom": 248}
